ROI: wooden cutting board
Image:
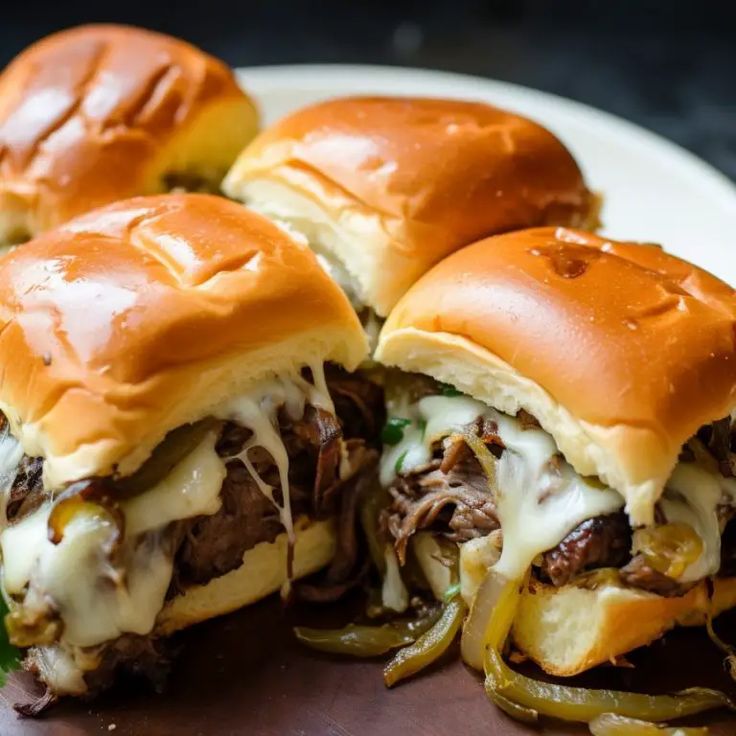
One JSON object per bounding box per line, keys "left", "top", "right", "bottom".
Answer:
{"left": 0, "top": 596, "right": 734, "bottom": 736}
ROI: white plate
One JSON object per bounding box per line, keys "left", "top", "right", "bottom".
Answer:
{"left": 237, "top": 64, "right": 736, "bottom": 286}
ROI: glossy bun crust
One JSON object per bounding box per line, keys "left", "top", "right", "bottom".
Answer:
{"left": 224, "top": 96, "right": 597, "bottom": 316}
{"left": 0, "top": 25, "right": 258, "bottom": 245}
{"left": 377, "top": 227, "right": 736, "bottom": 524}
{"left": 0, "top": 194, "right": 366, "bottom": 488}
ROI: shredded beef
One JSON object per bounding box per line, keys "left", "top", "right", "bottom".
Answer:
{"left": 385, "top": 427, "right": 632, "bottom": 582}
{"left": 173, "top": 461, "right": 284, "bottom": 586}
{"left": 324, "top": 364, "right": 386, "bottom": 443}
{"left": 14, "top": 688, "right": 56, "bottom": 718}
{"left": 173, "top": 378, "right": 379, "bottom": 592}
{"left": 386, "top": 457, "right": 499, "bottom": 564}
{"left": 3, "top": 364, "right": 384, "bottom": 704}
{"left": 539, "top": 513, "right": 632, "bottom": 586}
{"left": 6, "top": 456, "right": 45, "bottom": 522}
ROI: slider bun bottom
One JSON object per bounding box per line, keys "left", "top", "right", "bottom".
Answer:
{"left": 510, "top": 576, "right": 736, "bottom": 677}
{"left": 26, "top": 517, "right": 335, "bottom": 697}
{"left": 156, "top": 516, "right": 335, "bottom": 635}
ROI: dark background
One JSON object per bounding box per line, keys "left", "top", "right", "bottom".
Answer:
{"left": 2, "top": 0, "right": 735, "bottom": 181}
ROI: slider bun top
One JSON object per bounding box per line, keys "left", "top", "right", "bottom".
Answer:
{"left": 223, "top": 96, "right": 596, "bottom": 317}
{"left": 0, "top": 24, "right": 258, "bottom": 245}
{"left": 376, "top": 227, "right": 736, "bottom": 524}
{"left": 0, "top": 194, "right": 367, "bottom": 488}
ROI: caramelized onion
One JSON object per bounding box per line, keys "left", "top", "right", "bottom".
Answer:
{"left": 360, "top": 487, "right": 390, "bottom": 576}
{"left": 461, "top": 431, "right": 498, "bottom": 491}
{"left": 460, "top": 567, "right": 511, "bottom": 670}
{"left": 47, "top": 481, "right": 123, "bottom": 549}
{"left": 633, "top": 523, "right": 703, "bottom": 579}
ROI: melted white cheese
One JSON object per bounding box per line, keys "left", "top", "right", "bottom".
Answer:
{"left": 215, "top": 366, "right": 335, "bottom": 559}
{"left": 0, "top": 367, "right": 339, "bottom": 651}
{"left": 382, "top": 392, "right": 736, "bottom": 586}
{"left": 0, "top": 426, "right": 23, "bottom": 530}
{"left": 661, "top": 462, "right": 736, "bottom": 582}
{"left": 123, "top": 431, "right": 226, "bottom": 536}
{"left": 380, "top": 394, "right": 624, "bottom": 580}
{"left": 491, "top": 412, "right": 624, "bottom": 579}
{"left": 28, "top": 644, "right": 88, "bottom": 696}
{"left": 0, "top": 432, "right": 227, "bottom": 648}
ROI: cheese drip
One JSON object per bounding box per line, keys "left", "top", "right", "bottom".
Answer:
{"left": 0, "top": 432, "right": 226, "bottom": 647}
{"left": 381, "top": 393, "right": 736, "bottom": 584}
{"left": 661, "top": 463, "right": 736, "bottom": 582}
{"left": 380, "top": 394, "right": 624, "bottom": 580}
{"left": 215, "top": 364, "right": 336, "bottom": 584}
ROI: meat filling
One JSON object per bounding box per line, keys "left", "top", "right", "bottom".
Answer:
{"left": 383, "top": 382, "right": 736, "bottom": 598}
{"left": 3, "top": 366, "right": 383, "bottom": 700}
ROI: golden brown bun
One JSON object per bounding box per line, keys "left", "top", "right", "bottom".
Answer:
{"left": 376, "top": 227, "right": 736, "bottom": 524}
{"left": 223, "top": 96, "right": 597, "bottom": 316}
{"left": 511, "top": 576, "right": 736, "bottom": 677}
{"left": 0, "top": 24, "right": 258, "bottom": 244}
{"left": 0, "top": 194, "right": 367, "bottom": 488}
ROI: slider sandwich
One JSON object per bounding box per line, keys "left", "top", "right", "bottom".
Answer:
{"left": 223, "top": 96, "right": 599, "bottom": 332}
{"left": 0, "top": 194, "right": 382, "bottom": 706}
{"left": 0, "top": 25, "right": 258, "bottom": 249}
{"left": 371, "top": 227, "right": 736, "bottom": 723}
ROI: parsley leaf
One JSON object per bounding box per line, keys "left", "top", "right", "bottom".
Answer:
{"left": 381, "top": 417, "right": 412, "bottom": 446}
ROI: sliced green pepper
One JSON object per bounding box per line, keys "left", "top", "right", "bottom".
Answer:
{"left": 294, "top": 608, "right": 441, "bottom": 658}
{"left": 383, "top": 596, "right": 467, "bottom": 687}
{"left": 114, "top": 419, "right": 218, "bottom": 496}
{"left": 589, "top": 713, "right": 709, "bottom": 735}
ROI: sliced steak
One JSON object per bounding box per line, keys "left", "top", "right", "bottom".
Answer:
{"left": 539, "top": 513, "right": 632, "bottom": 586}
{"left": 174, "top": 461, "right": 284, "bottom": 586}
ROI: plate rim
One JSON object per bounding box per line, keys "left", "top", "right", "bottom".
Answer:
{"left": 235, "top": 62, "right": 736, "bottom": 211}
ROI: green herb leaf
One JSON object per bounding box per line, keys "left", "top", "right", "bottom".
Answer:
{"left": 439, "top": 383, "right": 462, "bottom": 397}
{"left": 394, "top": 450, "right": 409, "bottom": 475}
{"left": 0, "top": 599, "right": 21, "bottom": 686}
{"left": 381, "top": 417, "right": 412, "bottom": 446}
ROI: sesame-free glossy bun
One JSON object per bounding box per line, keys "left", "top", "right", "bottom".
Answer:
{"left": 511, "top": 575, "right": 736, "bottom": 677}
{"left": 0, "top": 25, "right": 258, "bottom": 245}
{"left": 376, "top": 227, "right": 736, "bottom": 524}
{"left": 223, "top": 96, "right": 597, "bottom": 316}
{"left": 0, "top": 194, "right": 367, "bottom": 488}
